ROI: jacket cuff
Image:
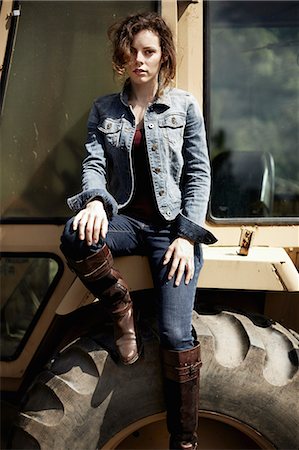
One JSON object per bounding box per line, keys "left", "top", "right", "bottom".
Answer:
{"left": 67, "top": 189, "right": 118, "bottom": 218}
{"left": 175, "top": 213, "right": 217, "bottom": 245}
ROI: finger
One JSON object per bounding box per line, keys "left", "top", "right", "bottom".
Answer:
{"left": 175, "top": 259, "right": 186, "bottom": 286}
{"left": 163, "top": 246, "right": 174, "bottom": 265}
{"left": 72, "top": 211, "right": 83, "bottom": 231}
{"left": 185, "top": 262, "right": 194, "bottom": 285}
{"left": 92, "top": 215, "right": 102, "bottom": 244}
{"left": 77, "top": 213, "right": 89, "bottom": 241}
{"left": 167, "top": 256, "right": 180, "bottom": 280}
{"left": 85, "top": 214, "right": 96, "bottom": 245}
{"left": 101, "top": 217, "right": 108, "bottom": 239}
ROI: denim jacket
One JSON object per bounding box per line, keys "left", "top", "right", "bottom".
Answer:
{"left": 67, "top": 86, "right": 217, "bottom": 245}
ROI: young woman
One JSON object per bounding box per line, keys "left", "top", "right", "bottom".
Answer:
{"left": 61, "top": 12, "right": 216, "bottom": 450}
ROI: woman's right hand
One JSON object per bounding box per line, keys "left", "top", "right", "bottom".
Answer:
{"left": 72, "top": 200, "right": 108, "bottom": 245}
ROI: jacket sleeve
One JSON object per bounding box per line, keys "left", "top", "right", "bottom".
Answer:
{"left": 175, "top": 95, "right": 217, "bottom": 245}
{"left": 67, "top": 102, "right": 118, "bottom": 218}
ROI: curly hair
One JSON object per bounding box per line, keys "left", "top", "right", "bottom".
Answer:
{"left": 108, "top": 12, "right": 176, "bottom": 92}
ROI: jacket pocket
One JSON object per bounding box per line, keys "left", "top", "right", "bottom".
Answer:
{"left": 158, "top": 113, "right": 185, "bottom": 145}
{"left": 98, "top": 119, "right": 122, "bottom": 147}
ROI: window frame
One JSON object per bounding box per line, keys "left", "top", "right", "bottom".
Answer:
{"left": 0, "top": 251, "right": 64, "bottom": 361}
{"left": 0, "top": 0, "right": 20, "bottom": 112}
{"left": 204, "top": 0, "right": 299, "bottom": 226}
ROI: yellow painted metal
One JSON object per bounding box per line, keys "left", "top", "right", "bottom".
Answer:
{"left": 0, "top": 0, "right": 14, "bottom": 77}
{"left": 161, "top": 0, "right": 178, "bottom": 46}
{"left": 114, "top": 246, "right": 299, "bottom": 292}
{"left": 177, "top": 0, "right": 204, "bottom": 105}
{"left": 200, "top": 246, "right": 299, "bottom": 291}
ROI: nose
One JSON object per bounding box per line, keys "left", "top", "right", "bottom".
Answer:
{"left": 135, "top": 50, "right": 143, "bottom": 64}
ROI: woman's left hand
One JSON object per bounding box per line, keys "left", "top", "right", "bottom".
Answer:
{"left": 163, "top": 237, "right": 195, "bottom": 286}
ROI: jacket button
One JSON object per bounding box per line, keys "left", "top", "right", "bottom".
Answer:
{"left": 159, "top": 190, "right": 165, "bottom": 196}
{"left": 152, "top": 143, "right": 158, "bottom": 151}
{"left": 106, "top": 123, "right": 112, "bottom": 129}
{"left": 166, "top": 210, "right": 172, "bottom": 216}
{"left": 148, "top": 123, "right": 154, "bottom": 129}
{"left": 171, "top": 117, "right": 177, "bottom": 125}
{"left": 154, "top": 168, "right": 161, "bottom": 174}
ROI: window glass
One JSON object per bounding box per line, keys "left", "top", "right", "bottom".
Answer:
{"left": 1, "top": 255, "right": 60, "bottom": 359}
{"left": 207, "top": 1, "right": 299, "bottom": 221}
{"left": 1, "top": 1, "right": 156, "bottom": 220}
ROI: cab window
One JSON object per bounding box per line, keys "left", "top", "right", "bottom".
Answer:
{"left": 207, "top": 1, "right": 299, "bottom": 222}
{"left": 1, "top": 254, "right": 61, "bottom": 359}
{"left": 1, "top": 1, "right": 156, "bottom": 221}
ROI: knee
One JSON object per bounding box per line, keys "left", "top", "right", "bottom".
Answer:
{"left": 60, "top": 217, "right": 86, "bottom": 260}
{"left": 60, "top": 217, "right": 105, "bottom": 260}
{"left": 60, "top": 218, "right": 77, "bottom": 252}
{"left": 160, "top": 327, "right": 193, "bottom": 351}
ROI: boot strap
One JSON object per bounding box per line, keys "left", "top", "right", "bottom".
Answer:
{"left": 164, "top": 360, "right": 201, "bottom": 383}
{"left": 67, "top": 244, "right": 113, "bottom": 281}
{"left": 162, "top": 343, "right": 202, "bottom": 383}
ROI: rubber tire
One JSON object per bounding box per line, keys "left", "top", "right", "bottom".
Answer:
{"left": 10, "top": 310, "right": 299, "bottom": 450}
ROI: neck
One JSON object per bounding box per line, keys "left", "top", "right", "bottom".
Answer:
{"left": 129, "top": 80, "right": 158, "bottom": 106}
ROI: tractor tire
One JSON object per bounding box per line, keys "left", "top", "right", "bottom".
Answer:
{"left": 10, "top": 310, "right": 299, "bottom": 450}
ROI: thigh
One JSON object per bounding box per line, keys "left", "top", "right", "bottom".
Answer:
{"left": 106, "top": 214, "right": 145, "bottom": 256}
{"left": 146, "top": 228, "right": 203, "bottom": 350}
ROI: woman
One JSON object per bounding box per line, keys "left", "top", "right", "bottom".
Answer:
{"left": 61, "top": 12, "right": 216, "bottom": 450}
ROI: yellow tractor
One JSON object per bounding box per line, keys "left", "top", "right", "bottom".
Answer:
{"left": 1, "top": 1, "right": 298, "bottom": 449}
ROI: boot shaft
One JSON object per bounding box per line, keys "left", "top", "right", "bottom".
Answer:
{"left": 66, "top": 244, "right": 130, "bottom": 307}
{"left": 66, "top": 243, "right": 113, "bottom": 283}
{"left": 65, "top": 244, "right": 139, "bottom": 365}
{"left": 161, "top": 343, "right": 201, "bottom": 449}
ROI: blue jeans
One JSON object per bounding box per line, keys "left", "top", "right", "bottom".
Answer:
{"left": 61, "top": 214, "right": 203, "bottom": 351}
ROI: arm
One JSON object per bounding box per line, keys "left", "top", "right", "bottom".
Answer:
{"left": 67, "top": 101, "right": 118, "bottom": 218}
{"left": 177, "top": 96, "right": 212, "bottom": 239}
{"left": 165, "top": 96, "right": 216, "bottom": 285}
{"left": 68, "top": 102, "right": 115, "bottom": 244}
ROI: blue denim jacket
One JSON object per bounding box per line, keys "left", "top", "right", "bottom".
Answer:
{"left": 67, "top": 87, "right": 217, "bottom": 245}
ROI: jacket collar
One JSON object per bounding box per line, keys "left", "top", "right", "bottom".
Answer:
{"left": 120, "top": 82, "right": 171, "bottom": 109}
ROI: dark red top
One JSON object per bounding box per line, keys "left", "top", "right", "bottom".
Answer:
{"left": 122, "top": 128, "right": 163, "bottom": 224}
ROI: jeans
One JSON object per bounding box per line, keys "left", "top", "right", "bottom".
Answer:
{"left": 61, "top": 214, "right": 203, "bottom": 351}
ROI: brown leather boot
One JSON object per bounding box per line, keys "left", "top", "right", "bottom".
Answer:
{"left": 161, "top": 342, "right": 202, "bottom": 450}
{"left": 66, "top": 244, "right": 139, "bottom": 365}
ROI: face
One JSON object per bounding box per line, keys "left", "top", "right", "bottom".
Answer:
{"left": 126, "top": 29, "right": 163, "bottom": 87}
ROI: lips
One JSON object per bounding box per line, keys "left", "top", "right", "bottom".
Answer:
{"left": 133, "top": 69, "right": 146, "bottom": 75}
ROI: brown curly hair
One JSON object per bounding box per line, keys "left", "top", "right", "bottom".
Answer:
{"left": 108, "top": 12, "right": 176, "bottom": 93}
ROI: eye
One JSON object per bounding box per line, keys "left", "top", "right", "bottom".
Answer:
{"left": 145, "top": 49, "right": 155, "bottom": 55}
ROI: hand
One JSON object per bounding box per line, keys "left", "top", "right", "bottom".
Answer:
{"left": 72, "top": 200, "right": 108, "bottom": 245}
{"left": 163, "top": 237, "right": 195, "bottom": 286}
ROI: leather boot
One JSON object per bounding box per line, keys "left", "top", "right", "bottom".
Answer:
{"left": 161, "top": 342, "right": 202, "bottom": 450}
{"left": 66, "top": 244, "right": 139, "bottom": 365}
